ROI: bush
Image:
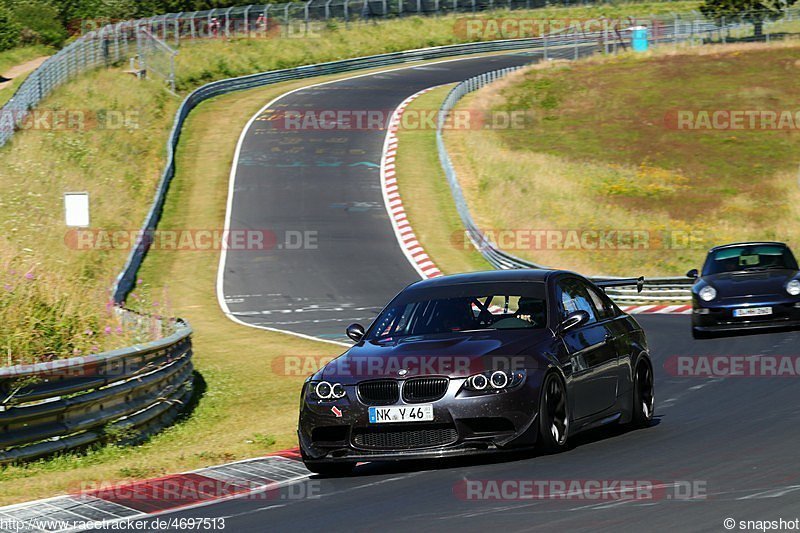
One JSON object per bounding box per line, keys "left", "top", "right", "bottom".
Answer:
{"left": 0, "top": 7, "right": 20, "bottom": 52}
{"left": 9, "top": 0, "right": 68, "bottom": 47}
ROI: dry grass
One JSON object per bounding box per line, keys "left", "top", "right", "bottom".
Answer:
{"left": 394, "top": 85, "right": 490, "bottom": 274}
{"left": 446, "top": 41, "right": 800, "bottom": 276}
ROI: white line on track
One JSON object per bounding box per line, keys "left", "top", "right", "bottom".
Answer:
{"left": 216, "top": 53, "right": 530, "bottom": 346}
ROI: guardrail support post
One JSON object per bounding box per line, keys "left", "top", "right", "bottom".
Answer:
{"left": 573, "top": 27, "right": 578, "bottom": 59}
{"left": 543, "top": 30, "right": 548, "bottom": 60}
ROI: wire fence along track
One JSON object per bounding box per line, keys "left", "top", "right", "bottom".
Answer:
{"left": 2, "top": 1, "right": 797, "bottom": 146}
{"left": 0, "top": 316, "right": 193, "bottom": 464}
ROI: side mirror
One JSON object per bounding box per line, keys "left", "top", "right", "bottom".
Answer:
{"left": 558, "top": 310, "right": 590, "bottom": 335}
{"left": 686, "top": 268, "right": 699, "bottom": 279}
{"left": 346, "top": 323, "right": 365, "bottom": 343}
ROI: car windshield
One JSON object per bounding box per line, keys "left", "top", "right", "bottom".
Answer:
{"left": 366, "top": 281, "right": 548, "bottom": 341}
{"left": 702, "top": 245, "right": 799, "bottom": 276}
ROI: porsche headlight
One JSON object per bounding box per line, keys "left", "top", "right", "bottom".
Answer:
{"left": 787, "top": 280, "right": 800, "bottom": 296}
{"left": 464, "top": 370, "right": 526, "bottom": 392}
{"left": 699, "top": 286, "right": 717, "bottom": 302}
{"left": 307, "top": 380, "right": 347, "bottom": 401}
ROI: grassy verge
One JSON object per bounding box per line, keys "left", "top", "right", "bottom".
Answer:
{"left": 0, "top": 45, "right": 52, "bottom": 76}
{"left": 173, "top": 1, "right": 698, "bottom": 90}
{"left": 0, "top": 66, "right": 181, "bottom": 362}
{"left": 443, "top": 41, "right": 800, "bottom": 276}
{"left": 0, "top": 45, "right": 53, "bottom": 106}
{"left": 394, "top": 85, "right": 489, "bottom": 274}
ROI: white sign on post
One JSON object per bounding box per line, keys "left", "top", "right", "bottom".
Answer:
{"left": 64, "top": 192, "right": 90, "bottom": 227}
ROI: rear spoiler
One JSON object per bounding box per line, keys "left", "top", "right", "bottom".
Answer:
{"left": 594, "top": 276, "right": 645, "bottom": 293}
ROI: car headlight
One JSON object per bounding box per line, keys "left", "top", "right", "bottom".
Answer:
{"left": 787, "top": 280, "right": 800, "bottom": 296}
{"left": 307, "top": 380, "right": 347, "bottom": 401}
{"left": 464, "top": 370, "right": 526, "bottom": 392}
{"left": 699, "top": 286, "right": 717, "bottom": 302}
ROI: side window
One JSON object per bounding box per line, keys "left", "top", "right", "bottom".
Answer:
{"left": 557, "top": 279, "right": 597, "bottom": 324}
{"left": 584, "top": 284, "right": 616, "bottom": 321}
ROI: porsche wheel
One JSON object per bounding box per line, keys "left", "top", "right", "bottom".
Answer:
{"left": 537, "top": 373, "right": 569, "bottom": 453}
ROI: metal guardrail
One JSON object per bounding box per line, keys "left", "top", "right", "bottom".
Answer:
{"left": 112, "top": 32, "right": 625, "bottom": 303}
{"left": 0, "top": 317, "right": 193, "bottom": 464}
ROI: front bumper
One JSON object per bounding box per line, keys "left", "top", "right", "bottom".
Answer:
{"left": 692, "top": 297, "right": 800, "bottom": 332}
{"left": 298, "top": 372, "right": 543, "bottom": 463}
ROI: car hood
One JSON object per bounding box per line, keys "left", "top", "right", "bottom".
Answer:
{"left": 703, "top": 269, "right": 798, "bottom": 297}
{"left": 322, "top": 330, "right": 553, "bottom": 382}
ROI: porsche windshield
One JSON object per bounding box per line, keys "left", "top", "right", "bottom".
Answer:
{"left": 367, "top": 282, "right": 548, "bottom": 340}
{"left": 703, "top": 245, "right": 799, "bottom": 275}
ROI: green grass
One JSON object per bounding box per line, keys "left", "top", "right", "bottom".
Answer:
{"left": 0, "top": 45, "right": 52, "bottom": 75}
{"left": 444, "top": 41, "right": 800, "bottom": 276}
{"left": 0, "top": 77, "right": 347, "bottom": 506}
{"left": 173, "top": 1, "right": 699, "bottom": 90}
{"left": 0, "top": 45, "right": 53, "bottom": 106}
{"left": 394, "top": 85, "right": 490, "bottom": 274}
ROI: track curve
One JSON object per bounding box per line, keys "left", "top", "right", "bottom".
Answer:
{"left": 217, "top": 53, "right": 541, "bottom": 343}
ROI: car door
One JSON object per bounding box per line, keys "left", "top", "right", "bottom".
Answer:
{"left": 556, "top": 278, "right": 619, "bottom": 420}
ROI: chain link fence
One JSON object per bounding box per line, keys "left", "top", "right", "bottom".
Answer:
{"left": 3, "top": 2, "right": 800, "bottom": 148}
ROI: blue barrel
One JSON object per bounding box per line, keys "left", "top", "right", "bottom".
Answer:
{"left": 630, "top": 26, "right": 649, "bottom": 52}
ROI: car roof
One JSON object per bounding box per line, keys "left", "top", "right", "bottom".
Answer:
{"left": 406, "top": 269, "right": 577, "bottom": 289}
{"left": 708, "top": 241, "right": 788, "bottom": 252}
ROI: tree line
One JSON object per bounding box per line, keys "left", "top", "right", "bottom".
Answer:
{"left": 0, "top": 0, "right": 276, "bottom": 50}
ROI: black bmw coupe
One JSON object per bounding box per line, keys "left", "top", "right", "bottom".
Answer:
{"left": 688, "top": 241, "right": 800, "bottom": 338}
{"left": 298, "top": 269, "right": 654, "bottom": 475}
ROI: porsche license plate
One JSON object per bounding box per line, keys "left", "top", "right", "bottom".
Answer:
{"left": 733, "top": 307, "right": 772, "bottom": 317}
{"left": 368, "top": 405, "right": 433, "bottom": 424}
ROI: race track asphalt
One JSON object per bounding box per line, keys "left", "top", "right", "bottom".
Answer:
{"left": 142, "top": 315, "right": 800, "bottom": 532}
{"left": 218, "top": 51, "right": 554, "bottom": 343}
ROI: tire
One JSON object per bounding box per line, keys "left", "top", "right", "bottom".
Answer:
{"left": 303, "top": 461, "right": 355, "bottom": 477}
{"left": 629, "top": 359, "right": 655, "bottom": 428}
{"left": 537, "top": 372, "right": 569, "bottom": 454}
